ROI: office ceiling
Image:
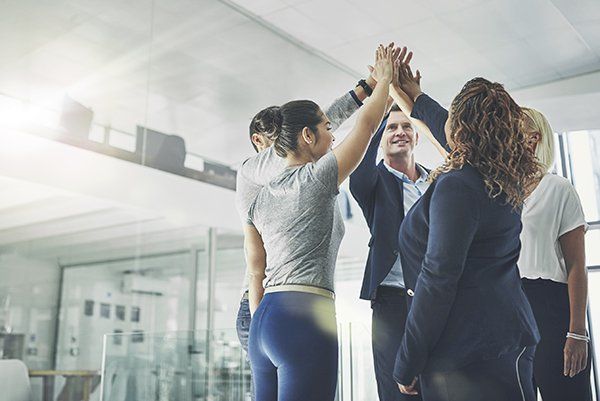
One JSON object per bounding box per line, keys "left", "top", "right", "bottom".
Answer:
{"left": 1, "top": 0, "right": 599, "bottom": 270}
{"left": 0, "top": 175, "right": 239, "bottom": 264}
{"left": 1, "top": 0, "right": 599, "bottom": 167}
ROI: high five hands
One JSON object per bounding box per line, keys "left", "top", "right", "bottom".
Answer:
{"left": 368, "top": 43, "right": 422, "bottom": 102}
{"left": 370, "top": 43, "right": 396, "bottom": 86}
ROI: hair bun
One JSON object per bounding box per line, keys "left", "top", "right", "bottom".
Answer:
{"left": 269, "top": 106, "right": 284, "bottom": 140}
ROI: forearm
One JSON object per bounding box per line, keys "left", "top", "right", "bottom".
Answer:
{"left": 390, "top": 85, "right": 414, "bottom": 114}
{"left": 567, "top": 264, "right": 588, "bottom": 334}
{"left": 390, "top": 86, "right": 447, "bottom": 157}
{"left": 395, "top": 276, "right": 458, "bottom": 384}
{"left": 411, "top": 94, "right": 449, "bottom": 150}
{"left": 243, "top": 224, "right": 267, "bottom": 316}
{"left": 358, "top": 78, "right": 390, "bottom": 134}
{"left": 248, "top": 273, "right": 265, "bottom": 315}
{"left": 324, "top": 91, "right": 362, "bottom": 131}
{"left": 325, "top": 77, "right": 377, "bottom": 132}
{"left": 352, "top": 75, "right": 377, "bottom": 103}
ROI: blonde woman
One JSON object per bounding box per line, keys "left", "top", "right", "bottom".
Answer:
{"left": 519, "top": 108, "right": 591, "bottom": 401}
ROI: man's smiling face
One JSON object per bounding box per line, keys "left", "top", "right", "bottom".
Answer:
{"left": 381, "top": 110, "right": 418, "bottom": 158}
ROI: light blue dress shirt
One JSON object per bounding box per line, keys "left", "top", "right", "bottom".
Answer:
{"left": 380, "top": 163, "right": 430, "bottom": 288}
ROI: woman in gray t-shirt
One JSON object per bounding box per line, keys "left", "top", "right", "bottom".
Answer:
{"left": 244, "top": 44, "right": 396, "bottom": 401}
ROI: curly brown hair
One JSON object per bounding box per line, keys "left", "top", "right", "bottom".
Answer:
{"left": 430, "top": 78, "right": 542, "bottom": 207}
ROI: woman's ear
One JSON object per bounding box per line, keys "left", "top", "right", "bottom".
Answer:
{"left": 529, "top": 131, "right": 541, "bottom": 145}
{"left": 301, "top": 127, "right": 314, "bottom": 145}
{"left": 251, "top": 133, "right": 263, "bottom": 148}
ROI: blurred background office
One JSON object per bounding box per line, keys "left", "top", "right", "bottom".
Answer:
{"left": 0, "top": 0, "right": 598, "bottom": 400}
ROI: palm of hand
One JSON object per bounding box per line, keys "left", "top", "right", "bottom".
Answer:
{"left": 373, "top": 60, "right": 393, "bottom": 82}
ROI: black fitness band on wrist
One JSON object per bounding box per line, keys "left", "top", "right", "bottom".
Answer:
{"left": 357, "top": 79, "right": 373, "bottom": 96}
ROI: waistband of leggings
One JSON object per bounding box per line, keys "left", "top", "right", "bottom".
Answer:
{"left": 264, "top": 284, "right": 335, "bottom": 300}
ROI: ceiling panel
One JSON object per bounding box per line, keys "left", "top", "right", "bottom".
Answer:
{"left": 436, "top": 2, "right": 524, "bottom": 53}
{"left": 550, "top": 0, "right": 600, "bottom": 24}
{"left": 1, "top": 0, "right": 600, "bottom": 168}
{"left": 261, "top": 7, "right": 348, "bottom": 49}
{"left": 345, "top": 0, "right": 432, "bottom": 31}
{"left": 524, "top": 27, "right": 599, "bottom": 78}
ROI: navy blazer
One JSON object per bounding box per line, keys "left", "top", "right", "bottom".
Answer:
{"left": 349, "top": 94, "right": 448, "bottom": 300}
{"left": 392, "top": 96, "right": 540, "bottom": 384}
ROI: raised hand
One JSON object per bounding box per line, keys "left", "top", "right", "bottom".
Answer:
{"left": 371, "top": 44, "right": 394, "bottom": 86}
{"left": 396, "top": 59, "right": 423, "bottom": 102}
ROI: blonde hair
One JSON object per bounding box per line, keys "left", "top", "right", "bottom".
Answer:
{"left": 521, "top": 107, "right": 555, "bottom": 173}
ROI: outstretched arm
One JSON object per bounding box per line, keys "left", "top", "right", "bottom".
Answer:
{"left": 324, "top": 49, "right": 384, "bottom": 131}
{"left": 394, "top": 176, "right": 480, "bottom": 387}
{"left": 333, "top": 44, "right": 394, "bottom": 186}
{"left": 389, "top": 85, "right": 448, "bottom": 158}
{"left": 395, "top": 62, "right": 449, "bottom": 153}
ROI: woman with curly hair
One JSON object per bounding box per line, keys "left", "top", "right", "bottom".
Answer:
{"left": 391, "top": 76, "right": 542, "bottom": 401}
{"left": 519, "top": 108, "right": 591, "bottom": 401}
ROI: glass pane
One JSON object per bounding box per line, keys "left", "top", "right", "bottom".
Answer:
{"left": 102, "top": 329, "right": 248, "bottom": 401}
{"left": 0, "top": 267, "right": 59, "bottom": 369}
{"left": 56, "top": 252, "right": 194, "bottom": 372}
{"left": 0, "top": 172, "right": 209, "bottom": 400}
{"left": 214, "top": 230, "right": 245, "bottom": 334}
{"left": 0, "top": 0, "right": 155, "bottom": 161}
{"left": 586, "top": 230, "right": 600, "bottom": 267}
{"left": 337, "top": 322, "right": 378, "bottom": 400}
{"left": 587, "top": 272, "right": 600, "bottom": 379}
{"left": 566, "top": 130, "right": 600, "bottom": 222}
{"left": 142, "top": 0, "right": 363, "bottom": 170}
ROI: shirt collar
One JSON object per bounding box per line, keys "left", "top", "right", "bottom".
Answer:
{"left": 383, "top": 162, "right": 429, "bottom": 184}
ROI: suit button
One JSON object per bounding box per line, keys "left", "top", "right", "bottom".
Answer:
{"left": 393, "top": 250, "right": 399, "bottom": 255}
{"left": 407, "top": 289, "right": 414, "bottom": 297}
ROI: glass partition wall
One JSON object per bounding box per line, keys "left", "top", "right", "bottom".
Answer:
{"left": 0, "top": 0, "right": 358, "bottom": 399}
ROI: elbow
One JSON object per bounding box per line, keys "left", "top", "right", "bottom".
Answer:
{"left": 248, "top": 270, "right": 266, "bottom": 281}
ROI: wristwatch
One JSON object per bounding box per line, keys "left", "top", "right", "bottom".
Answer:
{"left": 357, "top": 79, "right": 373, "bottom": 96}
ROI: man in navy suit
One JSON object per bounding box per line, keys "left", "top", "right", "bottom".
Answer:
{"left": 350, "top": 97, "right": 447, "bottom": 401}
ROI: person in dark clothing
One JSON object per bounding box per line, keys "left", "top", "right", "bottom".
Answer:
{"left": 349, "top": 56, "right": 447, "bottom": 401}
{"left": 393, "top": 72, "right": 542, "bottom": 401}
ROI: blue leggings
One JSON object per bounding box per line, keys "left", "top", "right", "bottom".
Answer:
{"left": 248, "top": 291, "right": 338, "bottom": 401}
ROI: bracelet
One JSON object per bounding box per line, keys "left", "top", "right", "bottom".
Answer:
{"left": 357, "top": 79, "right": 373, "bottom": 96}
{"left": 566, "top": 332, "right": 590, "bottom": 342}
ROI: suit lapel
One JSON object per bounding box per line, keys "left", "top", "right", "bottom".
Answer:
{"left": 377, "top": 161, "right": 405, "bottom": 220}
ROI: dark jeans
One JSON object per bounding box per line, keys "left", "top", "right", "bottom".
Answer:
{"left": 249, "top": 291, "right": 338, "bottom": 401}
{"left": 236, "top": 294, "right": 253, "bottom": 400}
{"left": 372, "top": 286, "right": 422, "bottom": 401}
{"left": 420, "top": 346, "right": 536, "bottom": 401}
{"left": 522, "top": 278, "right": 592, "bottom": 401}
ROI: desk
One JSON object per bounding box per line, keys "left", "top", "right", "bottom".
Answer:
{"left": 29, "top": 370, "right": 100, "bottom": 401}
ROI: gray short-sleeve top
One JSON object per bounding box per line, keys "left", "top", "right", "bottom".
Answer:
{"left": 248, "top": 151, "right": 345, "bottom": 292}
